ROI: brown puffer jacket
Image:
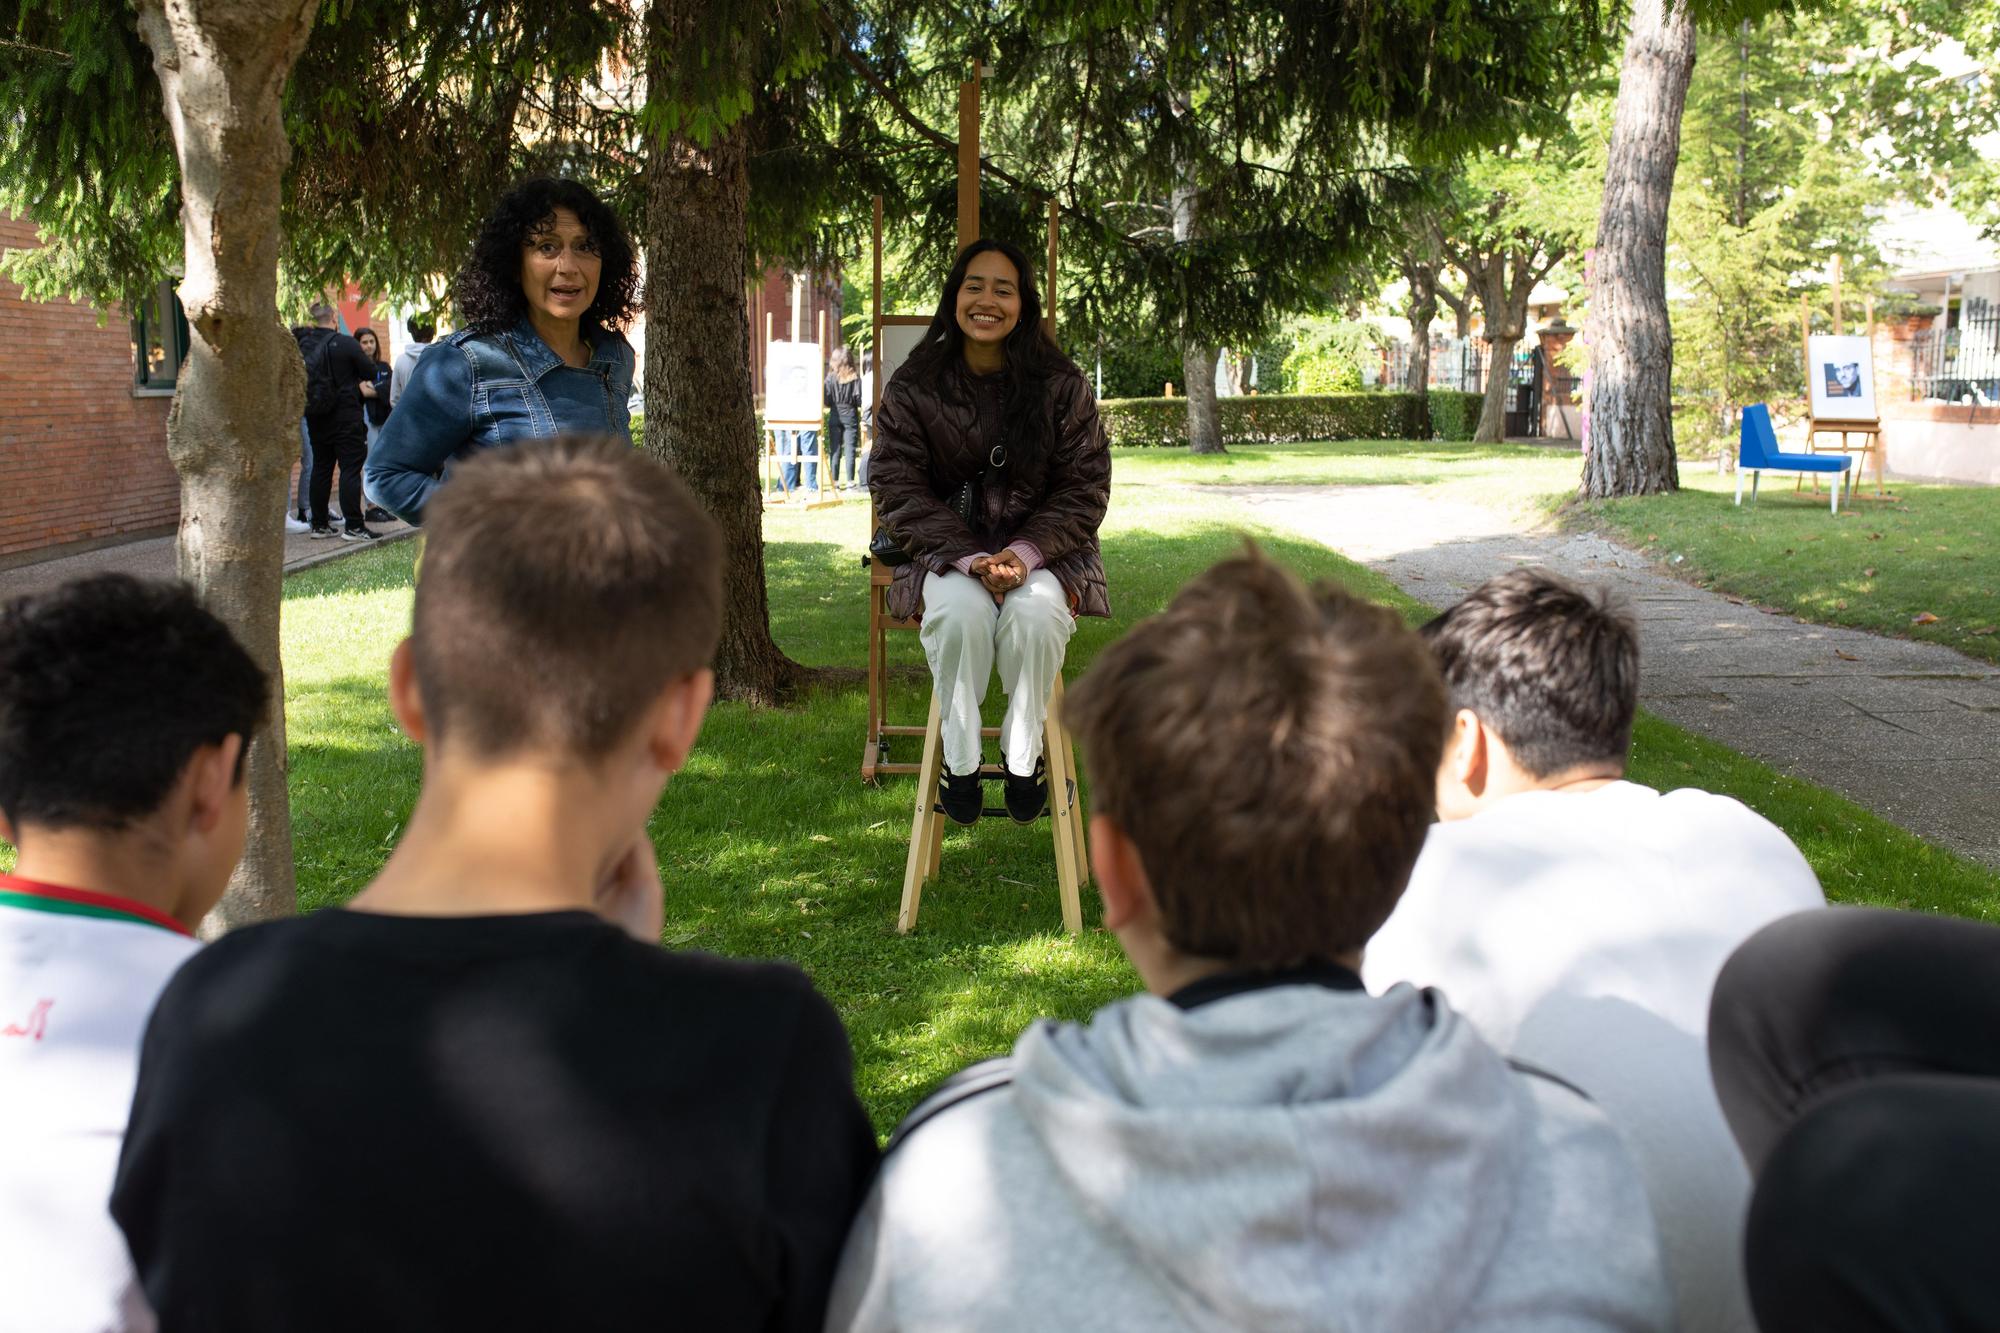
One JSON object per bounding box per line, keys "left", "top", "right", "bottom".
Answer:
{"left": 870, "top": 361, "right": 1112, "bottom": 622}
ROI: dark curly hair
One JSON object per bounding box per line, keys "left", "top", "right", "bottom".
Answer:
{"left": 0, "top": 574, "right": 268, "bottom": 831}
{"left": 898, "top": 238, "right": 1081, "bottom": 463}
{"left": 452, "top": 177, "right": 641, "bottom": 337}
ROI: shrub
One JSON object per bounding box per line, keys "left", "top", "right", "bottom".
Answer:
{"left": 1426, "top": 391, "right": 1482, "bottom": 442}
{"left": 1097, "top": 392, "right": 1430, "bottom": 448}
{"left": 1097, "top": 339, "right": 1185, "bottom": 399}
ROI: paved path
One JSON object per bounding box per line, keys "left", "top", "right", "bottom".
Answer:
{"left": 1222, "top": 484, "right": 2000, "bottom": 870}
{"left": 0, "top": 520, "right": 415, "bottom": 603}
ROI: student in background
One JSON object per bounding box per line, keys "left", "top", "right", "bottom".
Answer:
{"left": 112, "top": 437, "right": 877, "bottom": 1333}
{"left": 354, "top": 326, "right": 396, "bottom": 527}
{"left": 1363, "top": 568, "right": 1825, "bottom": 1333}
{"left": 292, "top": 303, "right": 383, "bottom": 542}
{"left": 389, "top": 315, "right": 435, "bottom": 406}
{"left": 824, "top": 346, "right": 864, "bottom": 491}
{"left": 828, "top": 554, "right": 1671, "bottom": 1332}
{"left": 0, "top": 574, "right": 267, "bottom": 1333}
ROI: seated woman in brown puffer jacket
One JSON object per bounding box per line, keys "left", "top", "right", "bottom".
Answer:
{"left": 870, "top": 238, "right": 1112, "bottom": 826}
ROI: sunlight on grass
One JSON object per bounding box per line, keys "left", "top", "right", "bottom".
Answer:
{"left": 1575, "top": 471, "right": 2000, "bottom": 664}
{"left": 251, "top": 465, "right": 2000, "bottom": 1132}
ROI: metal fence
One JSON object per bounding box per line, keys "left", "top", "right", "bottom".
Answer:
{"left": 1382, "top": 336, "right": 1493, "bottom": 393}
{"left": 1910, "top": 297, "right": 2000, "bottom": 402}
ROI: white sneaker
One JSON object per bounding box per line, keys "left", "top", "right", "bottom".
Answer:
{"left": 284, "top": 515, "right": 310, "bottom": 534}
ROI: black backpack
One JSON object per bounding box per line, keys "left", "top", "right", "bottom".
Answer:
{"left": 296, "top": 329, "right": 340, "bottom": 417}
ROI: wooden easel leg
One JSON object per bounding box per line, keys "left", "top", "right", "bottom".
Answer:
{"left": 1044, "top": 682, "right": 1084, "bottom": 934}
{"left": 1064, "top": 718, "right": 1089, "bottom": 891}
{"left": 899, "top": 691, "right": 945, "bottom": 933}
{"left": 863, "top": 582, "right": 885, "bottom": 782}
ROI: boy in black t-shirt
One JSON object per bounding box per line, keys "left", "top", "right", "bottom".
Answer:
{"left": 112, "top": 436, "right": 879, "bottom": 1333}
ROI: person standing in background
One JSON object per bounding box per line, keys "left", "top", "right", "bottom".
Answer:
{"left": 390, "top": 316, "right": 434, "bottom": 406}
{"left": 355, "top": 327, "right": 396, "bottom": 526}
{"left": 824, "top": 347, "right": 863, "bottom": 492}
{"left": 293, "top": 304, "right": 383, "bottom": 543}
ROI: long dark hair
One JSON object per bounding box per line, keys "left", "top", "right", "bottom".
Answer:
{"left": 452, "top": 177, "right": 641, "bottom": 338}
{"left": 898, "top": 239, "right": 1078, "bottom": 459}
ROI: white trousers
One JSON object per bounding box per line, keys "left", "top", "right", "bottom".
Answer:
{"left": 920, "top": 569, "right": 1075, "bottom": 778}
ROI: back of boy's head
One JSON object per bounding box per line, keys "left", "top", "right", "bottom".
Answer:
{"left": 1063, "top": 551, "right": 1448, "bottom": 967}
{"left": 1420, "top": 569, "right": 1639, "bottom": 779}
{"left": 0, "top": 574, "right": 267, "bottom": 831}
{"left": 411, "top": 435, "right": 722, "bottom": 762}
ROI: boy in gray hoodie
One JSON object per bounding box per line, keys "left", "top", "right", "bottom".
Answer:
{"left": 825, "top": 554, "right": 1673, "bottom": 1333}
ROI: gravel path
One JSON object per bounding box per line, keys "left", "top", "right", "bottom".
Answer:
{"left": 1223, "top": 483, "right": 2000, "bottom": 870}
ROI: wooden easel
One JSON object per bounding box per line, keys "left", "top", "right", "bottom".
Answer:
{"left": 763, "top": 308, "right": 842, "bottom": 511}
{"left": 1799, "top": 269, "right": 1886, "bottom": 498}
{"left": 861, "top": 62, "right": 1064, "bottom": 781}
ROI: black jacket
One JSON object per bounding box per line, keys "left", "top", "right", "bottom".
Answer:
{"left": 869, "top": 360, "right": 1111, "bottom": 621}
{"left": 293, "top": 326, "right": 376, "bottom": 428}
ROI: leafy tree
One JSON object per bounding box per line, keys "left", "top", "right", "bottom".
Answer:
{"left": 858, "top": 0, "right": 1610, "bottom": 452}
{"left": 1654, "top": 2, "right": 1995, "bottom": 456}
{"left": 1, "top": 0, "right": 319, "bottom": 928}
{"left": 1436, "top": 114, "right": 1600, "bottom": 441}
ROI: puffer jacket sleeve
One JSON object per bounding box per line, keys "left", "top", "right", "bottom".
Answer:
{"left": 869, "top": 379, "right": 983, "bottom": 571}
{"left": 1011, "top": 372, "right": 1111, "bottom": 563}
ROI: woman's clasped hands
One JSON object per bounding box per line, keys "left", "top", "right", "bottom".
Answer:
{"left": 970, "top": 551, "right": 1027, "bottom": 606}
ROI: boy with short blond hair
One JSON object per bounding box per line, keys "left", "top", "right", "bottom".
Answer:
{"left": 827, "top": 554, "right": 1671, "bottom": 1332}
{"left": 112, "top": 436, "right": 878, "bottom": 1333}
{"left": 1, "top": 573, "right": 268, "bottom": 1333}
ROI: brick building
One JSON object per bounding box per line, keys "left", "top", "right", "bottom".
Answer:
{"left": 0, "top": 212, "right": 178, "bottom": 570}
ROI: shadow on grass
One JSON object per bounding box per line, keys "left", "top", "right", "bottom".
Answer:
{"left": 276, "top": 479, "right": 2000, "bottom": 1134}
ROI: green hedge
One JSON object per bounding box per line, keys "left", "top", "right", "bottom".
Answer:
{"left": 1098, "top": 392, "right": 1448, "bottom": 448}
{"left": 1426, "top": 391, "right": 1482, "bottom": 442}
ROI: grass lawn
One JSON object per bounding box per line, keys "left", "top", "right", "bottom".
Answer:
{"left": 1576, "top": 472, "right": 2000, "bottom": 662}
{"left": 273, "top": 478, "right": 2000, "bottom": 1134}
{"left": 1110, "top": 437, "right": 2000, "bottom": 664}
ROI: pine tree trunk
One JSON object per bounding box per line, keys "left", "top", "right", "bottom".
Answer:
{"left": 641, "top": 14, "right": 803, "bottom": 705}
{"left": 1181, "top": 341, "right": 1224, "bottom": 453}
{"left": 1473, "top": 336, "right": 1516, "bottom": 443}
{"left": 1583, "top": 0, "right": 1694, "bottom": 498}
{"left": 134, "top": 0, "right": 315, "bottom": 933}
{"left": 1169, "top": 126, "right": 1224, "bottom": 455}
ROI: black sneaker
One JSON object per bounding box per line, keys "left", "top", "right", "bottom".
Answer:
{"left": 1004, "top": 757, "right": 1048, "bottom": 824}
{"left": 364, "top": 506, "right": 394, "bottom": 524}
{"left": 940, "top": 770, "right": 983, "bottom": 826}
{"left": 340, "top": 526, "right": 383, "bottom": 543}
{"left": 309, "top": 524, "right": 339, "bottom": 539}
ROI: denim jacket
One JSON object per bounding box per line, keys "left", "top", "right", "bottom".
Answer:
{"left": 363, "top": 316, "right": 635, "bottom": 524}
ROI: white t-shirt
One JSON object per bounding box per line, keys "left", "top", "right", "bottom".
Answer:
{"left": 0, "top": 874, "right": 198, "bottom": 1333}
{"left": 1363, "top": 782, "right": 1825, "bottom": 1333}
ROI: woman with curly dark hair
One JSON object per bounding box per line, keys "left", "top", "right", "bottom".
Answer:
{"left": 364, "top": 177, "right": 641, "bottom": 524}
{"left": 869, "top": 238, "right": 1111, "bottom": 824}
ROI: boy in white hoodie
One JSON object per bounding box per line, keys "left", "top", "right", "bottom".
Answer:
{"left": 826, "top": 553, "right": 1673, "bottom": 1333}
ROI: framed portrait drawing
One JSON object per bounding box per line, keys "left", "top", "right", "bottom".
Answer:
{"left": 1806, "top": 334, "right": 1878, "bottom": 422}
{"left": 763, "top": 339, "right": 823, "bottom": 428}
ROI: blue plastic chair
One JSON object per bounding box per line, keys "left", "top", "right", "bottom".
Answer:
{"left": 1736, "top": 404, "right": 1853, "bottom": 514}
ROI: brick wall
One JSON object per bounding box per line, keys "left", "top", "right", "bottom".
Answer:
{"left": 0, "top": 213, "right": 177, "bottom": 565}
